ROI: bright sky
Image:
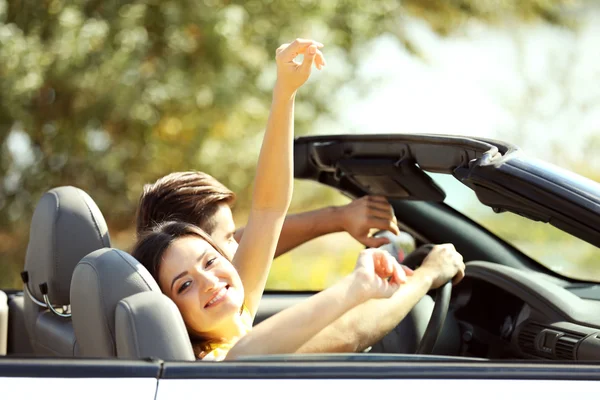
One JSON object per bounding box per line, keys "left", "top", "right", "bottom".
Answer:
{"left": 317, "top": 8, "right": 600, "bottom": 168}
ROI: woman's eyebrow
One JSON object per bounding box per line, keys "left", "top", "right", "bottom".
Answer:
{"left": 170, "top": 249, "right": 208, "bottom": 292}
{"left": 170, "top": 271, "right": 189, "bottom": 292}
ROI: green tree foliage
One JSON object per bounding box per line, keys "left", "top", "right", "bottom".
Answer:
{"left": 0, "top": 0, "right": 573, "bottom": 287}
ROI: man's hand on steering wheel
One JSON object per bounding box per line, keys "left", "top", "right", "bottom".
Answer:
{"left": 419, "top": 244, "right": 466, "bottom": 288}
{"left": 373, "top": 239, "right": 466, "bottom": 354}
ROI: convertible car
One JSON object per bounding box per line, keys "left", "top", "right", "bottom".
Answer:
{"left": 1, "top": 133, "right": 600, "bottom": 399}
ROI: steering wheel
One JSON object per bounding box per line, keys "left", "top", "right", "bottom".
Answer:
{"left": 376, "top": 240, "right": 452, "bottom": 354}
{"left": 415, "top": 279, "right": 451, "bottom": 354}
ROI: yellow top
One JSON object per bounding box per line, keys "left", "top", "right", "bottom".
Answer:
{"left": 201, "top": 305, "right": 253, "bottom": 361}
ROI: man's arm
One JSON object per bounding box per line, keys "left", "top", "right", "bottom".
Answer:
{"left": 296, "top": 244, "right": 466, "bottom": 353}
{"left": 296, "top": 268, "right": 434, "bottom": 353}
{"left": 227, "top": 249, "right": 407, "bottom": 360}
{"left": 227, "top": 268, "right": 367, "bottom": 360}
{"left": 234, "top": 196, "right": 401, "bottom": 258}
{"left": 236, "top": 207, "right": 342, "bottom": 258}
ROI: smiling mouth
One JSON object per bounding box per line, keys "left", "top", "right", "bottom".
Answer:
{"left": 205, "top": 285, "right": 230, "bottom": 308}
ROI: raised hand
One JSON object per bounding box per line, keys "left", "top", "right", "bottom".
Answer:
{"left": 337, "top": 195, "right": 400, "bottom": 248}
{"left": 274, "top": 38, "right": 325, "bottom": 96}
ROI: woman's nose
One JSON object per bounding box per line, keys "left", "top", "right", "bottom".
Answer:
{"left": 197, "top": 271, "right": 219, "bottom": 292}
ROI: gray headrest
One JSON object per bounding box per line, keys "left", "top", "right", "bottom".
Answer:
{"left": 116, "top": 292, "right": 195, "bottom": 361}
{"left": 24, "top": 186, "right": 110, "bottom": 305}
{"left": 70, "top": 248, "right": 160, "bottom": 358}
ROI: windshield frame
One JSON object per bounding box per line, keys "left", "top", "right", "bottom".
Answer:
{"left": 428, "top": 171, "right": 600, "bottom": 284}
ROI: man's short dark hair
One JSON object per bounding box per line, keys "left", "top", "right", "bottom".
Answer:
{"left": 136, "top": 171, "right": 235, "bottom": 237}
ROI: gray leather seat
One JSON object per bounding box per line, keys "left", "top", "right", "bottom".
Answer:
{"left": 71, "top": 248, "right": 194, "bottom": 361}
{"left": 116, "top": 291, "right": 195, "bottom": 361}
{"left": 22, "top": 186, "right": 111, "bottom": 356}
{"left": 0, "top": 290, "right": 7, "bottom": 355}
{"left": 5, "top": 293, "right": 34, "bottom": 355}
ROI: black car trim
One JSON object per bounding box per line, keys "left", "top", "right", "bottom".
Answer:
{"left": 458, "top": 158, "right": 600, "bottom": 248}
{"left": 161, "top": 360, "right": 600, "bottom": 380}
{"left": 0, "top": 358, "right": 162, "bottom": 378}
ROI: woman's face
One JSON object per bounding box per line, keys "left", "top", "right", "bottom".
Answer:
{"left": 158, "top": 235, "right": 244, "bottom": 338}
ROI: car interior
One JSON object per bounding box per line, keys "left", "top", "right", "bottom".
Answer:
{"left": 2, "top": 135, "right": 600, "bottom": 363}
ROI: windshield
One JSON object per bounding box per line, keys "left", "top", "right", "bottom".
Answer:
{"left": 429, "top": 173, "right": 600, "bottom": 283}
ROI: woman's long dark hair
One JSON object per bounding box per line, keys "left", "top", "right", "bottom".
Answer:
{"left": 131, "top": 220, "right": 231, "bottom": 358}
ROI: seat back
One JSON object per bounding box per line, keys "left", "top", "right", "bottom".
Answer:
{"left": 0, "top": 290, "right": 7, "bottom": 355}
{"left": 5, "top": 293, "right": 34, "bottom": 355}
{"left": 71, "top": 248, "right": 195, "bottom": 360}
{"left": 70, "top": 248, "right": 161, "bottom": 357}
{"left": 115, "top": 291, "right": 195, "bottom": 361}
{"left": 23, "top": 186, "right": 110, "bottom": 356}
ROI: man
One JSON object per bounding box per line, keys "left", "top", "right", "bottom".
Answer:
{"left": 136, "top": 170, "right": 465, "bottom": 353}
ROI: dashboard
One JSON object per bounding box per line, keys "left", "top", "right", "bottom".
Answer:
{"left": 448, "top": 261, "right": 600, "bottom": 361}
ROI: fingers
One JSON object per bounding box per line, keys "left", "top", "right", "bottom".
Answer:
{"left": 391, "top": 263, "right": 407, "bottom": 285}
{"left": 385, "top": 255, "right": 408, "bottom": 285}
{"left": 401, "top": 264, "right": 415, "bottom": 277}
{"left": 354, "top": 248, "right": 375, "bottom": 271}
{"left": 439, "top": 243, "right": 457, "bottom": 252}
{"left": 423, "top": 243, "right": 466, "bottom": 286}
{"left": 345, "top": 195, "right": 401, "bottom": 238}
{"left": 452, "top": 249, "right": 465, "bottom": 285}
{"left": 452, "top": 259, "right": 466, "bottom": 285}
{"left": 372, "top": 250, "right": 391, "bottom": 277}
{"left": 382, "top": 252, "right": 395, "bottom": 277}
{"left": 314, "top": 49, "right": 326, "bottom": 70}
{"left": 276, "top": 38, "right": 324, "bottom": 62}
{"left": 300, "top": 45, "right": 317, "bottom": 73}
{"left": 366, "top": 206, "right": 394, "bottom": 222}
{"left": 422, "top": 243, "right": 455, "bottom": 263}
{"left": 452, "top": 267, "right": 466, "bottom": 285}
{"left": 376, "top": 251, "right": 402, "bottom": 297}
{"left": 355, "top": 249, "right": 403, "bottom": 299}
{"left": 366, "top": 216, "right": 401, "bottom": 236}
{"left": 361, "top": 236, "right": 390, "bottom": 248}
{"left": 369, "top": 195, "right": 393, "bottom": 206}
{"left": 362, "top": 195, "right": 394, "bottom": 214}
{"left": 363, "top": 196, "right": 400, "bottom": 236}
{"left": 276, "top": 39, "right": 324, "bottom": 57}
{"left": 382, "top": 252, "right": 407, "bottom": 284}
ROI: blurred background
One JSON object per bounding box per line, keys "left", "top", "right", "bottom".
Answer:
{"left": 1, "top": 0, "right": 599, "bottom": 290}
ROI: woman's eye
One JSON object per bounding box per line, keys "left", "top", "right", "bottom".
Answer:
{"left": 206, "top": 257, "right": 217, "bottom": 268}
{"left": 177, "top": 281, "right": 191, "bottom": 294}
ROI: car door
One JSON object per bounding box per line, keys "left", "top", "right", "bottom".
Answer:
{"left": 255, "top": 292, "right": 313, "bottom": 324}
{"left": 154, "top": 358, "right": 600, "bottom": 399}
{"left": 0, "top": 358, "right": 160, "bottom": 400}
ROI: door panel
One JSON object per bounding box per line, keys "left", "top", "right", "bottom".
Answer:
{"left": 254, "top": 293, "right": 313, "bottom": 325}
{"left": 156, "top": 378, "right": 600, "bottom": 400}
{"left": 0, "top": 377, "right": 157, "bottom": 400}
{"left": 0, "top": 358, "right": 161, "bottom": 400}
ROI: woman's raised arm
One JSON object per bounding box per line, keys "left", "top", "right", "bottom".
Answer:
{"left": 232, "top": 39, "right": 326, "bottom": 317}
